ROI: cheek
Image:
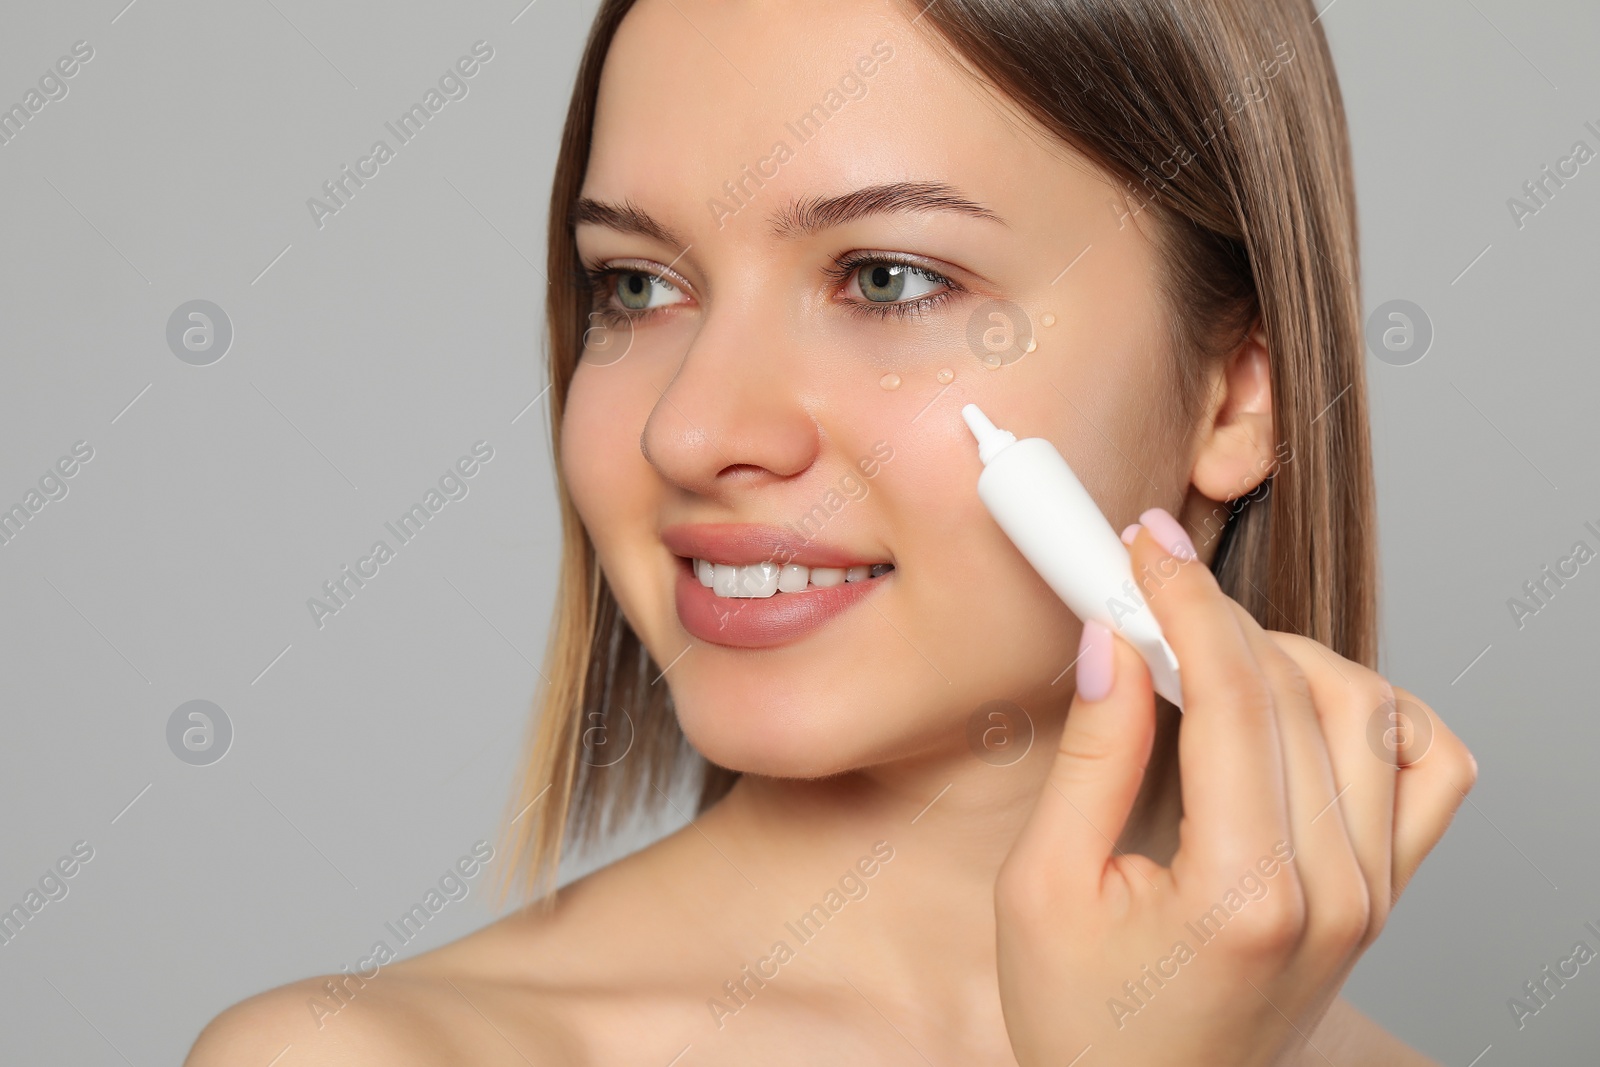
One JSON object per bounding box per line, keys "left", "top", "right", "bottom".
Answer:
{"left": 889, "top": 436, "right": 1082, "bottom": 678}
{"left": 989, "top": 324, "right": 1180, "bottom": 531}
{"left": 825, "top": 391, "right": 1080, "bottom": 701}
{"left": 862, "top": 356, "right": 1178, "bottom": 689}
{"left": 560, "top": 365, "right": 656, "bottom": 553}
{"left": 562, "top": 364, "right": 692, "bottom": 649}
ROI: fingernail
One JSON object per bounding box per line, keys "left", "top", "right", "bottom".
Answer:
{"left": 1120, "top": 523, "right": 1141, "bottom": 545}
{"left": 1076, "top": 619, "right": 1114, "bottom": 702}
{"left": 1139, "top": 507, "right": 1196, "bottom": 561}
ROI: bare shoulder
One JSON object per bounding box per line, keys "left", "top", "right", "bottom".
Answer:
{"left": 183, "top": 972, "right": 438, "bottom": 1066}
{"left": 1288, "top": 996, "right": 1442, "bottom": 1067}
{"left": 183, "top": 839, "right": 699, "bottom": 1066}
{"left": 182, "top": 916, "right": 586, "bottom": 1066}
{"left": 182, "top": 965, "right": 581, "bottom": 1066}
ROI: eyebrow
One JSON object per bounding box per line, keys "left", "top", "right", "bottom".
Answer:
{"left": 769, "top": 181, "right": 1007, "bottom": 239}
{"left": 570, "top": 180, "right": 1006, "bottom": 249}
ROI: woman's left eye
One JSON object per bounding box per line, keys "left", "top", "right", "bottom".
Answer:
{"left": 851, "top": 259, "right": 947, "bottom": 302}
{"left": 832, "top": 255, "right": 953, "bottom": 319}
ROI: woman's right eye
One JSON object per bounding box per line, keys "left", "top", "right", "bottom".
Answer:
{"left": 583, "top": 263, "right": 690, "bottom": 323}
{"left": 612, "top": 269, "right": 682, "bottom": 311}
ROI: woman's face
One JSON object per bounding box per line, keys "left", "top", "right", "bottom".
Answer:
{"left": 563, "top": 0, "right": 1195, "bottom": 777}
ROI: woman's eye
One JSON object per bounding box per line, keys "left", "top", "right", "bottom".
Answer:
{"left": 612, "top": 269, "right": 683, "bottom": 312}
{"left": 851, "top": 261, "right": 946, "bottom": 304}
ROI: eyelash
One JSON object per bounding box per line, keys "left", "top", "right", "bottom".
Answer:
{"left": 826, "top": 253, "right": 960, "bottom": 321}
{"left": 579, "top": 262, "right": 671, "bottom": 330}
{"left": 577, "top": 252, "right": 960, "bottom": 327}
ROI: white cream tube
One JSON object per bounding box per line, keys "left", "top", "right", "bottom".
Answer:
{"left": 962, "top": 402, "right": 1184, "bottom": 710}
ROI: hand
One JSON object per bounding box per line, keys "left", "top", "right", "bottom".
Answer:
{"left": 994, "top": 508, "right": 1477, "bottom": 1067}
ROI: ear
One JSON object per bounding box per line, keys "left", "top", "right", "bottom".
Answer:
{"left": 1187, "top": 320, "right": 1276, "bottom": 506}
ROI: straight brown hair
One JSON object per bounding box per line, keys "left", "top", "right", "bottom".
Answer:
{"left": 492, "top": 0, "right": 1376, "bottom": 909}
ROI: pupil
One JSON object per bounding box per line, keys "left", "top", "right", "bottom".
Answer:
{"left": 863, "top": 264, "right": 904, "bottom": 302}
{"left": 619, "top": 272, "right": 651, "bottom": 310}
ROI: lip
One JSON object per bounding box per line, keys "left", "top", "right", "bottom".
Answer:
{"left": 662, "top": 523, "right": 894, "bottom": 649}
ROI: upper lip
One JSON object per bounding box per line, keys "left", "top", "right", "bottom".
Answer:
{"left": 661, "top": 523, "right": 891, "bottom": 569}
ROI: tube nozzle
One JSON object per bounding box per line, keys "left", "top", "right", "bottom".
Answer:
{"left": 961, "top": 403, "right": 1017, "bottom": 465}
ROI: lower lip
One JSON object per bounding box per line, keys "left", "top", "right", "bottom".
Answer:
{"left": 674, "top": 557, "right": 893, "bottom": 649}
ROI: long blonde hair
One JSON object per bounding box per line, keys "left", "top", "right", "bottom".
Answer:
{"left": 492, "top": 0, "right": 1376, "bottom": 910}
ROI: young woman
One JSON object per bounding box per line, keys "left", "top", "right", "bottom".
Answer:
{"left": 189, "top": 0, "right": 1477, "bottom": 1062}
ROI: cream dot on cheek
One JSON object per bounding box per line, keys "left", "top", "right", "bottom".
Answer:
{"left": 1041, "top": 313, "right": 1056, "bottom": 327}
{"left": 936, "top": 368, "right": 954, "bottom": 384}
{"left": 879, "top": 373, "right": 902, "bottom": 390}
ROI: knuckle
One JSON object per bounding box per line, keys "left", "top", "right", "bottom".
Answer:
{"left": 1273, "top": 629, "right": 1357, "bottom": 677}
{"left": 1390, "top": 684, "right": 1441, "bottom": 736}
{"left": 1271, "top": 649, "right": 1314, "bottom": 707}
{"left": 1442, "top": 736, "right": 1479, "bottom": 796}
{"left": 1459, "top": 741, "right": 1480, "bottom": 791}
{"left": 1394, "top": 686, "right": 1478, "bottom": 791}
{"left": 1054, "top": 724, "right": 1120, "bottom": 767}
{"left": 1374, "top": 675, "right": 1399, "bottom": 707}
{"left": 1389, "top": 682, "right": 1423, "bottom": 710}
{"left": 1220, "top": 664, "right": 1275, "bottom": 717}
{"left": 1418, "top": 706, "right": 1478, "bottom": 790}
{"left": 1229, "top": 876, "right": 1307, "bottom": 955}
{"left": 1316, "top": 876, "right": 1374, "bottom": 950}
{"left": 1255, "top": 629, "right": 1311, "bottom": 697}
{"left": 1369, "top": 676, "right": 1398, "bottom": 722}
{"left": 1266, "top": 630, "right": 1318, "bottom": 662}
{"left": 1265, "top": 627, "right": 1297, "bottom": 646}
{"left": 1363, "top": 882, "right": 1392, "bottom": 943}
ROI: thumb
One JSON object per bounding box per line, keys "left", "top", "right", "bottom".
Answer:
{"left": 1011, "top": 620, "right": 1158, "bottom": 892}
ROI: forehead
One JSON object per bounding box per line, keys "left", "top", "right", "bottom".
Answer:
{"left": 583, "top": 0, "right": 1112, "bottom": 242}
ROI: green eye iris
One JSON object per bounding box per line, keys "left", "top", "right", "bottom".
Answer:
{"left": 859, "top": 263, "right": 909, "bottom": 302}
{"left": 617, "top": 271, "right": 657, "bottom": 310}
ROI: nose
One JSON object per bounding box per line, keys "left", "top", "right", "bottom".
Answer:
{"left": 639, "top": 302, "right": 820, "bottom": 496}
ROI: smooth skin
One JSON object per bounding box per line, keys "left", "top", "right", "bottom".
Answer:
{"left": 186, "top": 0, "right": 1476, "bottom": 1063}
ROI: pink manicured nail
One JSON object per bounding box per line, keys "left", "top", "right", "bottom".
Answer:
{"left": 1139, "top": 507, "right": 1196, "bottom": 561}
{"left": 1120, "top": 523, "right": 1141, "bottom": 545}
{"left": 1076, "top": 619, "right": 1113, "bottom": 701}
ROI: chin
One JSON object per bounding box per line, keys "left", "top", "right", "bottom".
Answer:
{"left": 668, "top": 669, "right": 904, "bottom": 780}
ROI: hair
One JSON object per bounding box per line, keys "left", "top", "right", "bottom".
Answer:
{"left": 491, "top": 0, "right": 1376, "bottom": 909}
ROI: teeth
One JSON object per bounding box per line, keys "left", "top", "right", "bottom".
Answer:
{"left": 693, "top": 557, "right": 894, "bottom": 598}
{"left": 713, "top": 561, "right": 777, "bottom": 597}
{"left": 811, "top": 566, "right": 845, "bottom": 588}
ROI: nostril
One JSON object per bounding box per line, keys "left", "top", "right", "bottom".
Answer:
{"left": 717, "top": 464, "right": 771, "bottom": 484}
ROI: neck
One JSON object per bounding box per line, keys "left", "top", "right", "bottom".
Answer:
{"left": 693, "top": 699, "right": 1182, "bottom": 1004}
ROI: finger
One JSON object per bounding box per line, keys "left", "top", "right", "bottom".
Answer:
{"left": 1261, "top": 627, "right": 1396, "bottom": 945}
{"left": 1124, "top": 512, "right": 1290, "bottom": 886}
{"left": 1387, "top": 686, "right": 1478, "bottom": 900}
{"left": 1227, "top": 608, "right": 1372, "bottom": 959}
{"left": 1011, "top": 620, "right": 1158, "bottom": 898}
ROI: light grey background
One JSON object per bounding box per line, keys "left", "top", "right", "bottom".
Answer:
{"left": 0, "top": 0, "right": 1595, "bottom": 1062}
